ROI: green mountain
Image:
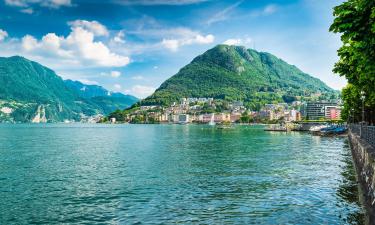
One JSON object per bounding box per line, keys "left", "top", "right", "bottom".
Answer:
{"left": 142, "top": 45, "right": 336, "bottom": 109}
{"left": 64, "top": 79, "right": 139, "bottom": 114}
{"left": 64, "top": 79, "right": 111, "bottom": 98}
{"left": 0, "top": 56, "right": 138, "bottom": 122}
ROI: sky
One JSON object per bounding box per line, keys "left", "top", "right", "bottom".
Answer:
{"left": 0, "top": 0, "right": 346, "bottom": 98}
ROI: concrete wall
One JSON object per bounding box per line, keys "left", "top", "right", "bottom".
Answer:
{"left": 348, "top": 131, "right": 375, "bottom": 223}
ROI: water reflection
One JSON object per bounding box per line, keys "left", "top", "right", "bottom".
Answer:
{"left": 0, "top": 124, "right": 366, "bottom": 224}
{"left": 336, "top": 139, "right": 365, "bottom": 225}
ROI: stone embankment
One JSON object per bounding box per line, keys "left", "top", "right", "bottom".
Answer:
{"left": 348, "top": 130, "right": 375, "bottom": 224}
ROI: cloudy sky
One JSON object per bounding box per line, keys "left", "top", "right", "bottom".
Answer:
{"left": 0, "top": 0, "right": 346, "bottom": 98}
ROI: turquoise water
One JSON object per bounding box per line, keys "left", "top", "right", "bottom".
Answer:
{"left": 0, "top": 124, "right": 364, "bottom": 224}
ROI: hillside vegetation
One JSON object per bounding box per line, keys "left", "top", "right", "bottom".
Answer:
{"left": 142, "top": 45, "right": 337, "bottom": 110}
{"left": 0, "top": 56, "right": 138, "bottom": 122}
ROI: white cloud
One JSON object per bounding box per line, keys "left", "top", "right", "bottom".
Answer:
{"left": 127, "top": 26, "right": 214, "bottom": 52}
{"left": 5, "top": 0, "right": 27, "bottom": 7}
{"left": 223, "top": 38, "right": 252, "bottom": 46}
{"left": 113, "top": 84, "right": 122, "bottom": 90}
{"left": 22, "top": 33, "right": 72, "bottom": 58}
{"left": 20, "top": 7, "right": 33, "bottom": 14}
{"left": 0, "top": 29, "right": 8, "bottom": 41}
{"left": 263, "top": 4, "right": 277, "bottom": 15}
{"left": 20, "top": 24, "right": 130, "bottom": 67}
{"left": 113, "top": 30, "right": 125, "bottom": 43}
{"left": 68, "top": 20, "right": 109, "bottom": 37}
{"left": 206, "top": 1, "right": 243, "bottom": 25}
{"left": 77, "top": 79, "right": 99, "bottom": 85}
{"left": 195, "top": 34, "right": 215, "bottom": 44}
{"left": 125, "top": 85, "right": 156, "bottom": 98}
{"left": 5, "top": 0, "right": 72, "bottom": 9}
{"left": 249, "top": 4, "right": 278, "bottom": 17}
{"left": 153, "top": 66, "right": 158, "bottom": 69}
{"left": 161, "top": 39, "right": 179, "bottom": 52}
{"left": 21, "top": 35, "right": 38, "bottom": 50}
{"left": 110, "top": 71, "right": 121, "bottom": 78}
{"left": 131, "top": 75, "right": 144, "bottom": 80}
{"left": 100, "top": 71, "right": 122, "bottom": 78}
{"left": 161, "top": 33, "right": 214, "bottom": 52}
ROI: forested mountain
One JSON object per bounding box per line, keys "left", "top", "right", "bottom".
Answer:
{"left": 142, "top": 45, "right": 336, "bottom": 109}
{"left": 0, "top": 56, "right": 138, "bottom": 122}
{"left": 65, "top": 79, "right": 139, "bottom": 114}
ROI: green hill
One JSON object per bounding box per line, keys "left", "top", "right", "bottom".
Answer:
{"left": 0, "top": 56, "right": 138, "bottom": 122}
{"left": 142, "top": 45, "right": 336, "bottom": 109}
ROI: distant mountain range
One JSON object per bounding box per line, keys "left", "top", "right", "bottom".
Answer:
{"left": 142, "top": 45, "right": 337, "bottom": 109}
{"left": 0, "top": 56, "right": 138, "bottom": 122}
{"left": 0, "top": 45, "right": 338, "bottom": 122}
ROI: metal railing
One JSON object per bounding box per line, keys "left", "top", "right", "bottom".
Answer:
{"left": 349, "top": 124, "right": 375, "bottom": 149}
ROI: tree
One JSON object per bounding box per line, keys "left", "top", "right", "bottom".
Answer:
{"left": 330, "top": 0, "right": 375, "bottom": 124}
{"left": 108, "top": 109, "right": 125, "bottom": 122}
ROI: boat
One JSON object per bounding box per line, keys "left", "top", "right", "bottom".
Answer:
{"left": 309, "top": 124, "right": 348, "bottom": 136}
{"left": 309, "top": 125, "right": 329, "bottom": 135}
{"left": 319, "top": 126, "right": 347, "bottom": 136}
{"left": 309, "top": 125, "right": 328, "bottom": 132}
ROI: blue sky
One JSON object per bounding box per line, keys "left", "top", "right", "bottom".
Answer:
{"left": 0, "top": 0, "right": 346, "bottom": 98}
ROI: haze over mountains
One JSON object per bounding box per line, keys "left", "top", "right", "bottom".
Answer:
{"left": 141, "top": 45, "right": 337, "bottom": 110}
{"left": 0, "top": 56, "right": 138, "bottom": 122}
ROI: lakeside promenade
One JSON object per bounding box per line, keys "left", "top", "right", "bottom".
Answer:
{"left": 348, "top": 124, "right": 375, "bottom": 224}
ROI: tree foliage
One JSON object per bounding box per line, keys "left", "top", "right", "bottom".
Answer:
{"left": 330, "top": 0, "right": 375, "bottom": 123}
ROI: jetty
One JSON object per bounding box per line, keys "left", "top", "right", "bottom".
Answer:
{"left": 264, "top": 124, "right": 287, "bottom": 132}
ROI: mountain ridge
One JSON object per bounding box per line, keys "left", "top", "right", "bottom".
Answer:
{"left": 141, "top": 45, "right": 337, "bottom": 109}
{"left": 0, "top": 56, "right": 138, "bottom": 122}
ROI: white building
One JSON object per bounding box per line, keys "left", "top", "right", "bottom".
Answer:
{"left": 178, "top": 114, "right": 189, "bottom": 124}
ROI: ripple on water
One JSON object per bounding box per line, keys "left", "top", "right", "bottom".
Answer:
{"left": 0, "top": 124, "right": 365, "bottom": 224}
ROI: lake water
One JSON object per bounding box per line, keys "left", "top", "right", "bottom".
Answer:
{"left": 0, "top": 124, "right": 365, "bottom": 224}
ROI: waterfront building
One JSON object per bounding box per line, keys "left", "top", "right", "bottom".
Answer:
{"left": 259, "top": 110, "right": 274, "bottom": 120}
{"left": 229, "top": 101, "right": 244, "bottom": 109}
{"left": 189, "top": 114, "right": 199, "bottom": 122}
{"left": 214, "top": 113, "right": 231, "bottom": 123}
{"left": 140, "top": 105, "right": 158, "bottom": 111}
{"left": 290, "top": 109, "right": 301, "bottom": 121}
{"left": 159, "top": 113, "right": 169, "bottom": 122}
{"left": 200, "top": 114, "right": 214, "bottom": 123}
{"left": 306, "top": 102, "right": 338, "bottom": 120}
{"left": 230, "top": 112, "right": 242, "bottom": 122}
{"left": 178, "top": 114, "right": 189, "bottom": 124}
{"left": 325, "top": 106, "right": 341, "bottom": 120}
{"left": 168, "top": 114, "right": 179, "bottom": 123}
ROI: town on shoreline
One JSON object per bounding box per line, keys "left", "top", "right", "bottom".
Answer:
{"left": 103, "top": 97, "right": 343, "bottom": 125}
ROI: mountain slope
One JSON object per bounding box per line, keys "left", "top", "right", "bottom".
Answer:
{"left": 0, "top": 56, "right": 138, "bottom": 122}
{"left": 142, "top": 45, "right": 336, "bottom": 108}
{"left": 64, "top": 79, "right": 110, "bottom": 98}
{"left": 65, "top": 80, "right": 139, "bottom": 113}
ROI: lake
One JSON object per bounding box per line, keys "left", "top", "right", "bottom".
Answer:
{"left": 0, "top": 124, "right": 365, "bottom": 224}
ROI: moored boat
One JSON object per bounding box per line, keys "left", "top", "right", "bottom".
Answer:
{"left": 310, "top": 125, "right": 348, "bottom": 136}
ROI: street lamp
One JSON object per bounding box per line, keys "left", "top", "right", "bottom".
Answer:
{"left": 360, "top": 91, "right": 365, "bottom": 137}
{"left": 360, "top": 91, "right": 365, "bottom": 124}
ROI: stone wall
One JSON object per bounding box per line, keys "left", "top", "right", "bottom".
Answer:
{"left": 348, "top": 131, "right": 375, "bottom": 223}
